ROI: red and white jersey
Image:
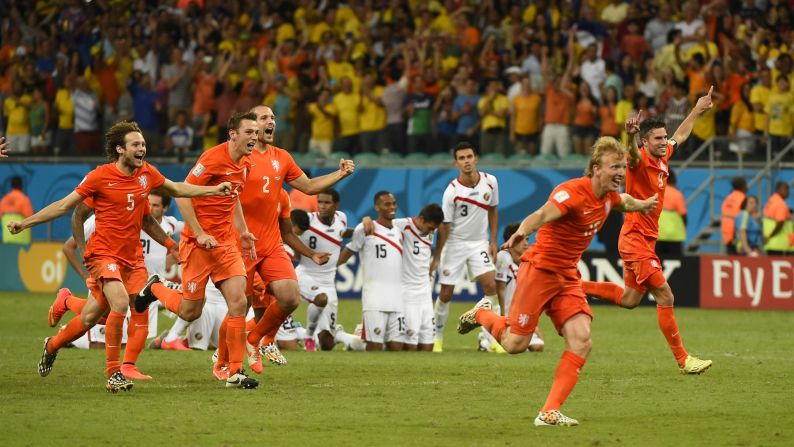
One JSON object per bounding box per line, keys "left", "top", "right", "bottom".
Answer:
{"left": 298, "top": 211, "right": 348, "bottom": 285}
{"left": 393, "top": 217, "right": 435, "bottom": 301}
{"left": 346, "top": 221, "right": 403, "bottom": 312}
{"left": 441, "top": 171, "right": 499, "bottom": 242}
{"left": 83, "top": 214, "right": 183, "bottom": 277}
{"left": 494, "top": 249, "right": 518, "bottom": 307}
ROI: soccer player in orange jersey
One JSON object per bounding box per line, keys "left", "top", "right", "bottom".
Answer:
{"left": 135, "top": 111, "right": 261, "bottom": 388}
{"left": 241, "top": 104, "right": 354, "bottom": 363}
{"left": 6, "top": 121, "right": 231, "bottom": 392}
{"left": 456, "top": 137, "right": 658, "bottom": 426}
{"left": 581, "top": 89, "right": 715, "bottom": 375}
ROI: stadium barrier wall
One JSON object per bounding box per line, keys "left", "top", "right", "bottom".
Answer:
{"left": 1, "top": 163, "right": 792, "bottom": 250}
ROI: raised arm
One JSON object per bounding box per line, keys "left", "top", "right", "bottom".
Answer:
{"left": 280, "top": 216, "right": 330, "bottom": 265}
{"left": 287, "top": 159, "right": 355, "bottom": 195}
{"left": 671, "top": 86, "right": 714, "bottom": 145}
{"left": 503, "top": 201, "right": 564, "bottom": 249}
{"left": 615, "top": 193, "right": 659, "bottom": 213}
{"left": 7, "top": 191, "right": 84, "bottom": 234}
{"left": 157, "top": 178, "right": 232, "bottom": 198}
{"left": 624, "top": 111, "right": 643, "bottom": 168}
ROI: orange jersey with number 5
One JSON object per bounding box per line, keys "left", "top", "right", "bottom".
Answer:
{"left": 522, "top": 177, "right": 622, "bottom": 273}
{"left": 75, "top": 162, "right": 165, "bottom": 266}
{"left": 239, "top": 145, "right": 303, "bottom": 256}
{"left": 622, "top": 143, "right": 675, "bottom": 239}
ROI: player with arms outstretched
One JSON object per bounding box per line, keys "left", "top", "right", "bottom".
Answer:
{"left": 582, "top": 90, "right": 714, "bottom": 375}
{"left": 7, "top": 120, "right": 230, "bottom": 392}
{"left": 457, "top": 137, "right": 658, "bottom": 426}
{"left": 432, "top": 142, "right": 500, "bottom": 352}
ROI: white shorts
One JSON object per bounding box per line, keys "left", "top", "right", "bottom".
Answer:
{"left": 299, "top": 276, "right": 338, "bottom": 334}
{"left": 71, "top": 302, "right": 158, "bottom": 349}
{"left": 362, "top": 310, "right": 405, "bottom": 344}
{"left": 438, "top": 240, "right": 496, "bottom": 285}
{"left": 403, "top": 301, "right": 435, "bottom": 345}
{"left": 188, "top": 301, "right": 227, "bottom": 350}
{"left": 276, "top": 315, "right": 300, "bottom": 341}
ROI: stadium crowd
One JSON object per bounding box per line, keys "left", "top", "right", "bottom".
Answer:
{"left": 1, "top": 0, "right": 792, "bottom": 159}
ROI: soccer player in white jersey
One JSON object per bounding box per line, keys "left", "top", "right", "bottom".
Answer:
{"left": 489, "top": 223, "right": 544, "bottom": 352}
{"left": 392, "top": 204, "right": 445, "bottom": 351}
{"left": 295, "top": 189, "right": 355, "bottom": 351}
{"left": 338, "top": 191, "right": 406, "bottom": 351}
{"left": 432, "top": 142, "right": 500, "bottom": 352}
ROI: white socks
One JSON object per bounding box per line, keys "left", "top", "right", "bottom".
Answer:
{"left": 165, "top": 317, "right": 189, "bottom": 343}
{"left": 305, "top": 303, "right": 323, "bottom": 338}
{"left": 434, "top": 299, "right": 450, "bottom": 340}
{"left": 334, "top": 329, "right": 366, "bottom": 351}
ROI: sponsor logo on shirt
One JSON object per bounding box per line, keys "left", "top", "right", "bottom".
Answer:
{"left": 192, "top": 163, "right": 205, "bottom": 176}
{"left": 553, "top": 190, "right": 570, "bottom": 203}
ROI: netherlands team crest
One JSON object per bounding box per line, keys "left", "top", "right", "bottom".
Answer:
{"left": 138, "top": 175, "right": 148, "bottom": 189}
{"left": 272, "top": 160, "right": 280, "bottom": 173}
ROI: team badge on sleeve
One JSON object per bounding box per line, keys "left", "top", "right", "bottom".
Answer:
{"left": 192, "top": 163, "right": 206, "bottom": 176}
{"left": 553, "top": 190, "right": 570, "bottom": 204}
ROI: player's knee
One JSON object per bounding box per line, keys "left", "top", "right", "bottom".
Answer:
{"left": 313, "top": 293, "right": 328, "bottom": 307}
{"left": 622, "top": 298, "right": 641, "bottom": 309}
{"left": 181, "top": 307, "right": 202, "bottom": 322}
{"left": 571, "top": 337, "right": 592, "bottom": 357}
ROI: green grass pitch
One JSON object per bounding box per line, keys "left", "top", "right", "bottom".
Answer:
{"left": 0, "top": 292, "right": 792, "bottom": 446}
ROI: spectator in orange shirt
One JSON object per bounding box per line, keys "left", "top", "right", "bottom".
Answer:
{"left": 539, "top": 40, "right": 576, "bottom": 158}
{"left": 657, "top": 170, "right": 688, "bottom": 255}
{"left": 721, "top": 176, "right": 747, "bottom": 254}
{"left": 0, "top": 176, "right": 33, "bottom": 218}
{"left": 573, "top": 82, "right": 599, "bottom": 156}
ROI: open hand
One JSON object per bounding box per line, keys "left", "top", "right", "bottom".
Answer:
{"left": 239, "top": 231, "right": 258, "bottom": 259}
{"left": 501, "top": 232, "right": 525, "bottom": 250}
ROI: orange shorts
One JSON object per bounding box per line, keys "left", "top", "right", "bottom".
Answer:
{"left": 180, "top": 239, "right": 246, "bottom": 301}
{"left": 618, "top": 232, "right": 666, "bottom": 293}
{"left": 250, "top": 274, "right": 275, "bottom": 309}
{"left": 507, "top": 262, "right": 592, "bottom": 336}
{"left": 245, "top": 246, "right": 296, "bottom": 298}
{"left": 85, "top": 256, "right": 148, "bottom": 297}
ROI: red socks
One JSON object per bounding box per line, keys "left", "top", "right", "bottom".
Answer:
{"left": 104, "top": 311, "right": 125, "bottom": 377}
{"left": 152, "top": 282, "right": 183, "bottom": 314}
{"left": 542, "top": 351, "right": 587, "bottom": 411}
{"left": 475, "top": 309, "right": 507, "bottom": 343}
{"left": 226, "top": 316, "right": 246, "bottom": 373}
{"left": 247, "top": 304, "right": 290, "bottom": 346}
{"left": 581, "top": 281, "right": 624, "bottom": 306}
{"left": 122, "top": 309, "right": 148, "bottom": 366}
{"left": 657, "top": 305, "right": 689, "bottom": 366}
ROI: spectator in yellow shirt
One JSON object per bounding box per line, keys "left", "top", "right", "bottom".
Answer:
{"left": 510, "top": 76, "right": 541, "bottom": 155}
{"left": 332, "top": 76, "right": 361, "bottom": 153}
{"left": 358, "top": 72, "right": 386, "bottom": 153}
{"left": 750, "top": 67, "right": 771, "bottom": 134}
{"left": 728, "top": 83, "right": 756, "bottom": 155}
{"left": 477, "top": 78, "right": 509, "bottom": 155}
{"left": 3, "top": 83, "right": 31, "bottom": 154}
{"left": 308, "top": 89, "right": 337, "bottom": 155}
{"left": 764, "top": 75, "right": 794, "bottom": 152}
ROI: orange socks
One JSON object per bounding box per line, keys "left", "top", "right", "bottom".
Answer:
{"left": 247, "top": 304, "right": 290, "bottom": 346}
{"left": 226, "top": 316, "right": 245, "bottom": 373}
{"left": 581, "top": 281, "right": 624, "bottom": 306}
{"left": 104, "top": 311, "right": 125, "bottom": 377}
{"left": 48, "top": 317, "right": 89, "bottom": 353}
{"left": 657, "top": 305, "right": 688, "bottom": 366}
{"left": 474, "top": 309, "right": 507, "bottom": 342}
{"left": 542, "top": 351, "right": 586, "bottom": 411}
{"left": 216, "top": 317, "right": 229, "bottom": 365}
{"left": 122, "top": 309, "right": 148, "bottom": 366}
{"left": 66, "top": 295, "right": 86, "bottom": 314}
{"left": 152, "top": 282, "right": 184, "bottom": 314}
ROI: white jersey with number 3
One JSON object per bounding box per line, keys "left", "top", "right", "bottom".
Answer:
{"left": 393, "top": 217, "right": 434, "bottom": 301}
{"left": 346, "top": 221, "right": 403, "bottom": 312}
{"left": 442, "top": 172, "right": 498, "bottom": 242}
{"left": 298, "top": 211, "right": 347, "bottom": 285}
{"left": 84, "top": 214, "right": 183, "bottom": 276}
